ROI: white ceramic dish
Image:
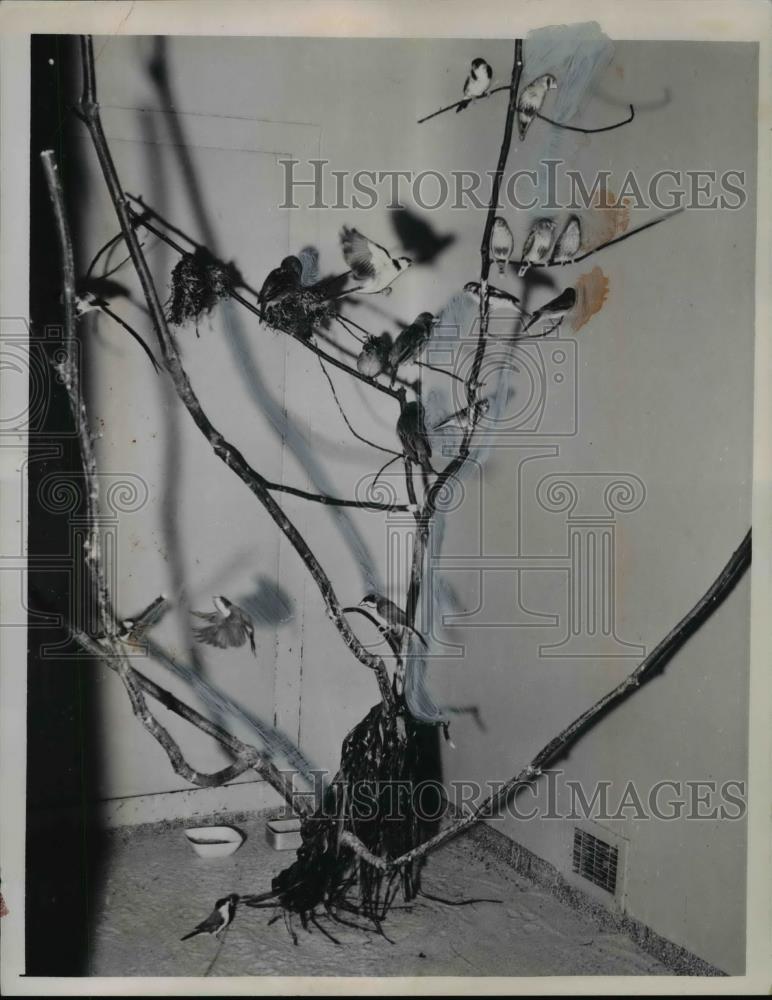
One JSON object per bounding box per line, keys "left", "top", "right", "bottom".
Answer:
{"left": 184, "top": 825, "right": 244, "bottom": 858}
{"left": 265, "top": 816, "right": 303, "bottom": 851}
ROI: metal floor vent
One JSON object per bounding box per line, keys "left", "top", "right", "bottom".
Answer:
{"left": 572, "top": 827, "right": 619, "bottom": 894}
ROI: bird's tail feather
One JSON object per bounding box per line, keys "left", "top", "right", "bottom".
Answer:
{"left": 497, "top": 261, "right": 505, "bottom": 275}
{"left": 181, "top": 929, "right": 202, "bottom": 941}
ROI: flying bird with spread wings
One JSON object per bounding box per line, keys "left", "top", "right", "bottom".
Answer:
{"left": 339, "top": 226, "right": 412, "bottom": 295}
{"left": 192, "top": 596, "right": 256, "bottom": 656}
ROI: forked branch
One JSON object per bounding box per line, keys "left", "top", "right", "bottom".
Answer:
{"left": 76, "top": 35, "right": 394, "bottom": 709}
{"left": 42, "top": 147, "right": 303, "bottom": 811}
{"left": 345, "top": 528, "right": 752, "bottom": 870}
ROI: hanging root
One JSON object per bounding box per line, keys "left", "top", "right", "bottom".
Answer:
{"left": 254, "top": 700, "right": 442, "bottom": 942}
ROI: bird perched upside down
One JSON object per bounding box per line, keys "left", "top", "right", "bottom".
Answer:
{"left": 359, "top": 593, "right": 427, "bottom": 647}
{"left": 397, "top": 400, "right": 435, "bottom": 475}
{"left": 181, "top": 894, "right": 239, "bottom": 941}
{"left": 457, "top": 57, "right": 493, "bottom": 112}
{"left": 339, "top": 226, "right": 411, "bottom": 295}
{"left": 192, "top": 596, "right": 256, "bottom": 655}
{"left": 388, "top": 312, "right": 435, "bottom": 384}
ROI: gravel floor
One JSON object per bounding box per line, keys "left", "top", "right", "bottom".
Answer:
{"left": 87, "top": 816, "right": 669, "bottom": 977}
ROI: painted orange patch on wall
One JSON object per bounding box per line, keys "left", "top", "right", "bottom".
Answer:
{"left": 570, "top": 267, "right": 610, "bottom": 332}
{"left": 586, "top": 190, "right": 631, "bottom": 248}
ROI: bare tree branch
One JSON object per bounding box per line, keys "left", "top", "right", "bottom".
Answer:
{"left": 72, "top": 630, "right": 305, "bottom": 808}
{"left": 402, "top": 40, "right": 525, "bottom": 672}
{"left": 125, "top": 201, "right": 406, "bottom": 402}
{"left": 76, "top": 35, "right": 395, "bottom": 708}
{"left": 43, "top": 146, "right": 305, "bottom": 810}
{"left": 345, "top": 528, "right": 752, "bottom": 870}
{"left": 417, "top": 80, "right": 634, "bottom": 130}
{"left": 317, "top": 355, "right": 402, "bottom": 457}
{"left": 512, "top": 208, "right": 685, "bottom": 272}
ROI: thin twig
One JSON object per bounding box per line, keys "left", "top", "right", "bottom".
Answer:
{"left": 266, "top": 477, "right": 408, "bottom": 511}
{"left": 77, "top": 35, "right": 394, "bottom": 708}
{"left": 402, "top": 40, "right": 525, "bottom": 679}
{"left": 96, "top": 302, "right": 161, "bottom": 372}
{"left": 43, "top": 146, "right": 304, "bottom": 806}
{"left": 85, "top": 229, "right": 125, "bottom": 279}
{"left": 317, "top": 355, "right": 402, "bottom": 457}
{"left": 537, "top": 103, "right": 634, "bottom": 134}
{"left": 72, "top": 630, "right": 303, "bottom": 808}
{"left": 417, "top": 81, "right": 634, "bottom": 132}
{"left": 333, "top": 313, "right": 364, "bottom": 344}
{"left": 128, "top": 207, "right": 405, "bottom": 403}
{"left": 513, "top": 208, "right": 685, "bottom": 272}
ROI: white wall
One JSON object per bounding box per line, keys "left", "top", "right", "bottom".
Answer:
{"left": 77, "top": 35, "right": 756, "bottom": 973}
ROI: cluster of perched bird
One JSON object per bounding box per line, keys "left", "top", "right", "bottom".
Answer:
{"left": 257, "top": 225, "right": 413, "bottom": 318}
{"left": 456, "top": 58, "right": 558, "bottom": 143}
{"left": 490, "top": 213, "right": 582, "bottom": 277}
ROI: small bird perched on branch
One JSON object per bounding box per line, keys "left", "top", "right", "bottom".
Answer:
{"left": 359, "top": 593, "right": 427, "bottom": 647}
{"left": 357, "top": 332, "right": 393, "bottom": 378}
{"left": 516, "top": 73, "right": 558, "bottom": 141}
{"left": 463, "top": 281, "right": 527, "bottom": 315}
{"left": 518, "top": 219, "right": 557, "bottom": 277}
{"left": 457, "top": 57, "right": 493, "bottom": 112}
{"left": 339, "top": 226, "right": 411, "bottom": 295}
{"left": 192, "top": 596, "right": 256, "bottom": 655}
{"left": 258, "top": 255, "right": 302, "bottom": 315}
{"left": 397, "top": 400, "right": 435, "bottom": 474}
{"left": 550, "top": 215, "right": 582, "bottom": 264}
{"left": 181, "top": 894, "right": 238, "bottom": 941}
{"left": 388, "top": 312, "right": 435, "bottom": 384}
{"left": 117, "top": 594, "right": 168, "bottom": 645}
{"left": 490, "top": 217, "right": 514, "bottom": 275}
{"left": 524, "top": 287, "right": 577, "bottom": 334}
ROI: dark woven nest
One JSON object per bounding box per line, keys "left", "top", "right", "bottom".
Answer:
{"left": 166, "top": 247, "right": 239, "bottom": 331}
{"left": 263, "top": 288, "right": 336, "bottom": 340}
